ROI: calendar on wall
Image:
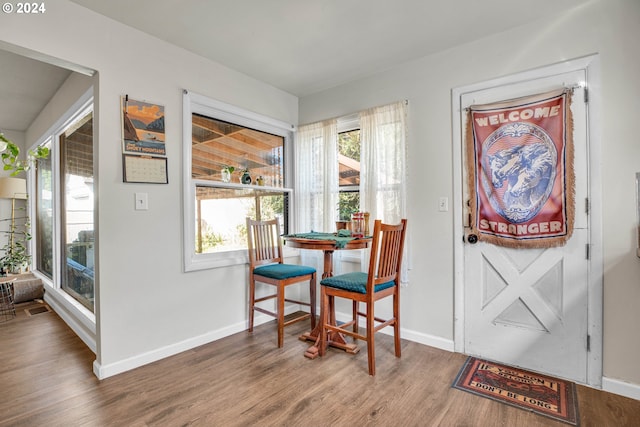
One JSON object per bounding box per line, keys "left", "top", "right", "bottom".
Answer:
{"left": 123, "top": 155, "right": 168, "bottom": 184}
{"left": 121, "top": 95, "right": 168, "bottom": 184}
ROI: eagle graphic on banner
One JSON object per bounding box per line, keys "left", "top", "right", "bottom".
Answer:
{"left": 484, "top": 123, "right": 557, "bottom": 223}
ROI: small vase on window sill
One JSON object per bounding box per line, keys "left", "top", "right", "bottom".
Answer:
{"left": 221, "top": 166, "right": 234, "bottom": 183}
{"left": 240, "top": 169, "right": 252, "bottom": 185}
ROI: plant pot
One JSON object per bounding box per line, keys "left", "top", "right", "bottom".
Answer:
{"left": 241, "top": 171, "right": 252, "bottom": 185}
{"left": 9, "top": 263, "right": 27, "bottom": 275}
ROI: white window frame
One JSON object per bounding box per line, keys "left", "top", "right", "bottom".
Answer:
{"left": 182, "top": 91, "right": 295, "bottom": 272}
{"left": 28, "top": 88, "right": 96, "bottom": 351}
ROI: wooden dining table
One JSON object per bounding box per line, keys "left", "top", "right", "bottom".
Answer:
{"left": 283, "top": 233, "right": 372, "bottom": 359}
{"left": 284, "top": 234, "right": 371, "bottom": 278}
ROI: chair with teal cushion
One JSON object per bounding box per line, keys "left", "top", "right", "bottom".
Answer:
{"left": 247, "top": 217, "right": 316, "bottom": 347}
{"left": 319, "top": 219, "right": 407, "bottom": 375}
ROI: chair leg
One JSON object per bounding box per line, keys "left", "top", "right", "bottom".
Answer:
{"left": 318, "top": 287, "right": 329, "bottom": 357}
{"left": 248, "top": 276, "right": 256, "bottom": 333}
{"left": 366, "top": 303, "right": 376, "bottom": 376}
{"left": 394, "top": 290, "right": 401, "bottom": 358}
{"left": 310, "top": 273, "right": 317, "bottom": 330}
{"left": 352, "top": 300, "right": 359, "bottom": 337}
{"left": 277, "top": 284, "right": 285, "bottom": 348}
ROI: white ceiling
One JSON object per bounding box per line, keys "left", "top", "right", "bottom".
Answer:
{"left": 0, "top": 49, "right": 71, "bottom": 132}
{"left": 68, "top": 0, "right": 588, "bottom": 96}
{"left": 2, "top": 0, "right": 588, "bottom": 133}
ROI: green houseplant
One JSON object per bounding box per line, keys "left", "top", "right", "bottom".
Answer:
{"left": 0, "top": 221, "right": 30, "bottom": 274}
{"left": 0, "top": 133, "right": 49, "bottom": 275}
{"left": 0, "top": 133, "right": 49, "bottom": 177}
{"left": 221, "top": 165, "right": 234, "bottom": 183}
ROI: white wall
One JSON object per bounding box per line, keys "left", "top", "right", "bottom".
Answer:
{"left": 1, "top": 129, "right": 24, "bottom": 150}
{"left": 300, "top": 0, "right": 640, "bottom": 390}
{"left": 0, "top": 0, "right": 298, "bottom": 377}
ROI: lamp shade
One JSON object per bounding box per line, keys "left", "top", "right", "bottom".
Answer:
{"left": 0, "top": 177, "right": 27, "bottom": 199}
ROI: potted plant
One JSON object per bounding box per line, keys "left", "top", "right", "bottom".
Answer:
{"left": 221, "top": 165, "right": 234, "bottom": 183}
{"left": 0, "top": 221, "right": 31, "bottom": 275}
{"left": 0, "top": 133, "right": 49, "bottom": 177}
{"left": 0, "top": 133, "right": 49, "bottom": 275}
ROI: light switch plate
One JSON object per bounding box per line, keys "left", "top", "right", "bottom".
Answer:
{"left": 135, "top": 192, "right": 148, "bottom": 210}
{"left": 438, "top": 197, "right": 449, "bottom": 212}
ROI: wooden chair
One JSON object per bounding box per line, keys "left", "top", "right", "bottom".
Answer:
{"left": 246, "top": 217, "right": 316, "bottom": 347}
{"left": 319, "top": 219, "right": 407, "bottom": 375}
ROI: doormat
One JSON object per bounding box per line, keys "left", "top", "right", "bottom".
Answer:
{"left": 24, "top": 305, "right": 51, "bottom": 316}
{"left": 452, "top": 357, "right": 579, "bottom": 425}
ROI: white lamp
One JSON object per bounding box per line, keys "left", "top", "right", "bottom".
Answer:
{"left": 0, "top": 177, "right": 27, "bottom": 200}
{"left": 0, "top": 177, "right": 27, "bottom": 254}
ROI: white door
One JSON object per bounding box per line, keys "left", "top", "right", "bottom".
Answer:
{"left": 460, "top": 69, "right": 590, "bottom": 383}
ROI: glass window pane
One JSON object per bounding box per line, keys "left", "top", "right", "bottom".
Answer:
{"left": 195, "top": 186, "right": 286, "bottom": 254}
{"left": 338, "top": 191, "right": 360, "bottom": 221}
{"left": 338, "top": 129, "right": 360, "bottom": 187}
{"left": 61, "top": 111, "right": 94, "bottom": 312}
{"left": 36, "top": 141, "right": 53, "bottom": 278}
{"left": 192, "top": 114, "right": 284, "bottom": 187}
{"left": 338, "top": 129, "right": 361, "bottom": 220}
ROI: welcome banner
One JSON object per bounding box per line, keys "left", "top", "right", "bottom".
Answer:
{"left": 466, "top": 89, "right": 574, "bottom": 248}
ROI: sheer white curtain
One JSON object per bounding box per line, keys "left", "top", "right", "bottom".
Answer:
{"left": 360, "top": 101, "right": 409, "bottom": 283}
{"left": 294, "top": 102, "right": 409, "bottom": 282}
{"left": 294, "top": 120, "right": 339, "bottom": 272}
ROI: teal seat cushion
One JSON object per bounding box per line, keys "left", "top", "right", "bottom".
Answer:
{"left": 254, "top": 263, "right": 315, "bottom": 280}
{"left": 320, "top": 271, "right": 395, "bottom": 294}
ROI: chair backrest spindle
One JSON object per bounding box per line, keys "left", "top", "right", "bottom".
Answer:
{"left": 247, "top": 218, "right": 284, "bottom": 266}
{"left": 367, "top": 219, "right": 407, "bottom": 293}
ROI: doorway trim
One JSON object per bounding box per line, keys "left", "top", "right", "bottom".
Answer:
{"left": 451, "top": 55, "right": 603, "bottom": 387}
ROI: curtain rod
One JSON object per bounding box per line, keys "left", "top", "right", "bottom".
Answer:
{"left": 300, "top": 99, "right": 408, "bottom": 128}
{"left": 463, "top": 85, "right": 580, "bottom": 112}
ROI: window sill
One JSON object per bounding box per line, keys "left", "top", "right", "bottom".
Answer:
{"left": 185, "top": 245, "right": 301, "bottom": 272}
{"left": 193, "top": 179, "right": 292, "bottom": 194}
{"left": 185, "top": 250, "right": 248, "bottom": 272}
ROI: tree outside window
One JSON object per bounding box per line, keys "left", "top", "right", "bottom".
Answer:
{"left": 338, "top": 129, "right": 360, "bottom": 221}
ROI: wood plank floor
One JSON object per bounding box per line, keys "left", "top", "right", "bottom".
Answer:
{"left": 1, "top": 303, "right": 639, "bottom": 426}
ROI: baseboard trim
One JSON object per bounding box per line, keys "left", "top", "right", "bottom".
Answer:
{"left": 333, "top": 310, "right": 455, "bottom": 352}
{"left": 93, "top": 306, "right": 299, "bottom": 380}
{"left": 602, "top": 376, "right": 640, "bottom": 401}
{"left": 400, "top": 328, "right": 455, "bottom": 352}
{"left": 94, "top": 321, "right": 245, "bottom": 379}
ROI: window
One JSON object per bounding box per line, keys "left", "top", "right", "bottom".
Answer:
{"left": 35, "top": 140, "right": 53, "bottom": 277}
{"left": 295, "top": 101, "right": 408, "bottom": 279}
{"left": 60, "top": 110, "right": 94, "bottom": 312}
{"left": 33, "top": 91, "right": 95, "bottom": 313}
{"left": 183, "top": 92, "right": 294, "bottom": 271}
{"left": 296, "top": 105, "right": 408, "bottom": 225}
{"left": 337, "top": 128, "right": 360, "bottom": 221}
{"left": 192, "top": 114, "right": 287, "bottom": 254}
